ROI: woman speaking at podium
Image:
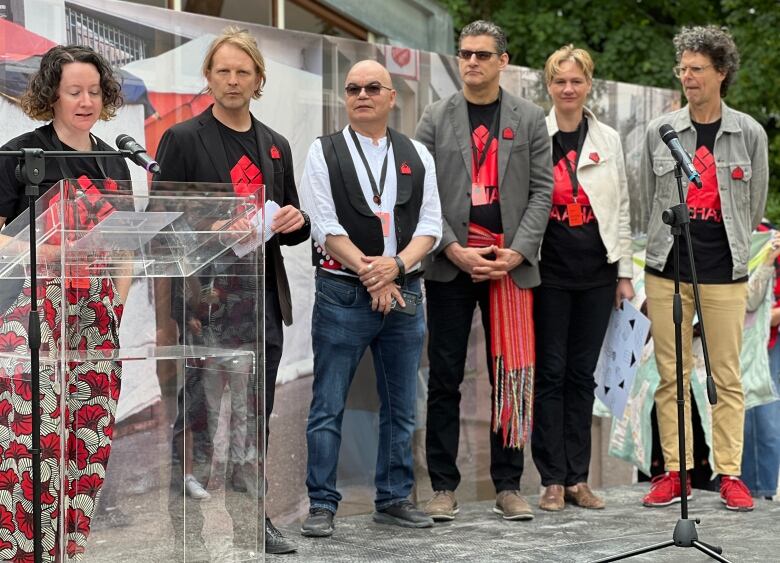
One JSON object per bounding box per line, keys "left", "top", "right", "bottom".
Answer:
{"left": 0, "top": 45, "right": 130, "bottom": 561}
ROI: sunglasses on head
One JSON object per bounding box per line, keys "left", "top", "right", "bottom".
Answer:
{"left": 457, "top": 49, "right": 500, "bottom": 61}
{"left": 344, "top": 82, "right": 392, "bottom": 97}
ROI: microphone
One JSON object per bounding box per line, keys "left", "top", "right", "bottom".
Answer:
{"left": 658, "top": 124, "right": 702, "bottom": 189}
{"left": 116, "top": 134, "right": 161, "bottom": 174}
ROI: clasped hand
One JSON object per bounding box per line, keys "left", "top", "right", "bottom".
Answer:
{"left": 357, "top": 255, "right": 404, "bottom": 314}
{"left": 446, "top": 244, "right": 524, "bottom": 282}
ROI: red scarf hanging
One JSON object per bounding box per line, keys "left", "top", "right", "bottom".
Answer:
{"left": 467, "top": 223, "right": 535, "bottom": 449}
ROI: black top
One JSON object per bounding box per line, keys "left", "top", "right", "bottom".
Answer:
{"left": 540, "top": 120, "right": 616, "bottom": 289}
{"left": 0, "top": 123, "right": 130, "bottom": 225}
{"left": 154, "top": 106, "right": 310, "bottom": 325}
{"left": 466, "top": 98, "right": 503, "bottom": 234}
{"left": 649, "top": 119, "right": 743, "bottom": 283}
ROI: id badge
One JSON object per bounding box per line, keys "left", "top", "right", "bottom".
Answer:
{"left": 472, "top": 182, "right": 489, "bottom": 206}
{"left": 376, "top": 211, "right": 391, "bottom": 237}
{"left": 567, "top": 202, "right": 583, "bottom": 227}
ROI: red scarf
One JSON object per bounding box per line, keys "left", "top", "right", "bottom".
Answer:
{"left": 467, "top": 223, "right": 535, "bottom": 449}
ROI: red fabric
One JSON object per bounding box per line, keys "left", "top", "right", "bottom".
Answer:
{"left": 0, "top": 20, "right": 56, "bottom": 61}
{"left": 466, "top": 223, "right": 534, "bottom": 448}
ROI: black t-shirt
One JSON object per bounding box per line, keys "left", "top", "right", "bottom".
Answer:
{"left": 0, "top": 123, "right": 130, "bottom": 225}
{"left": 467, "top": 99, "right": 503, "bottom": 234}
{"left": 215, "top": 119, "right": 275, "bottom": 288}
{"left": 649, "top": 119, "right": 742, "bottom": 284}
{"left": 540, "top": 120, "right": 616, "bottom": 289}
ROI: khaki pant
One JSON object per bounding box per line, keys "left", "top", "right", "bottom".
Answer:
{"left": 645, "top": 273, "right": 747, "bottom": 475}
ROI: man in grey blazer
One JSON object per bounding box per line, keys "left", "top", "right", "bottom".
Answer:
{"left": 415, "top": 20, "right": 553, "bottom": 522}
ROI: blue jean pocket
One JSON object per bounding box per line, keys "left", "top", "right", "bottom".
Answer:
{"left": 316, "top": 276, "right": 360, "bottom": 308}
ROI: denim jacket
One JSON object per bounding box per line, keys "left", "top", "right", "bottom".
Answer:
{"left": 640, "top": 101, "right": 769, "bottom": 280}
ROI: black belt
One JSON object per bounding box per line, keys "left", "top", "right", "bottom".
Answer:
{"left": 317, "top": 268, "right": 423, "bottom": 286}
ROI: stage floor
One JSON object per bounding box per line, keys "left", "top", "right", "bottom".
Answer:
{"left": 279, "top": 485, "right": 780, "bottom": 562}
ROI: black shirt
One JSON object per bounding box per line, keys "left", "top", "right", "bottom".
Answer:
{"left": 215, "top": 119, "right": 275, "bottom": 288}
{"left": 650, "top": 119, "right": 742, "bottom": 284}
{"left": 0, "top": 123, "right": 130, "bottom": 225}
{"left": 540, "top": 120, "right": 616, "bottom": 289}
{"left": 466, "top": 98, "right": 503, "bottom": 234}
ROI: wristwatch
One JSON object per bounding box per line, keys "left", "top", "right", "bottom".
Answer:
{"left": 300, "top": 209, "right": 311, "bottom": 229}
{"left": 393, "top": 255, "right": 406, "bottom": 286}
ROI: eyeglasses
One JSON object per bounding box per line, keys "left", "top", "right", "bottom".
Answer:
{"left": 673, "top": 64, "right": 713, "bottom": 78}
{"left": 457, "top": 49, "right": 500, "bottom": 61}
{"left": 344, "top": 82, "right": 393, "bottom": 97}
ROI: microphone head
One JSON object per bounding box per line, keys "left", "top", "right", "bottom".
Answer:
{"left": 658, "top": 124, "right": 677, "bottom": 144}
{"left": 115, "top": 134, "right": 133, "bottom": 149}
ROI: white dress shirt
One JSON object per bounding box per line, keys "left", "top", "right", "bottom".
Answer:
{"left": 299, "top": 126, "right": 442, "bottom": 272}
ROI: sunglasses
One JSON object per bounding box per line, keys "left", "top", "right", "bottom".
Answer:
{"left": 344, "top": 82, "right": 393, "bottom": 97}
{"left": 457, "top": 49, "right": 500, "bottom": 61}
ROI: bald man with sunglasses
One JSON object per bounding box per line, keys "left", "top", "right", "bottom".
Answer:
{"left": 298, "top": 59, "right": 442, "bottom": 537}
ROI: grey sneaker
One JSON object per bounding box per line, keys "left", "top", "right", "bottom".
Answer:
{"left": 493, "top": 490, "right": 533, "bottom": 521}
{"left": 184, "top": 474, "right": 210, "bottom": 500}
{"left": 424, "top": 490, "right": 459, "bottom": 521}
{"left": 373, "top": 500, "right": 434, "bottom": 528}
{"left": 301, "top": 507, "right": 334, "bottom": 537}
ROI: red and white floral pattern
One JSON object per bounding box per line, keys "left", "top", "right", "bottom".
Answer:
{"left": 0, "top": 276, "right": 122, "bottom": 562}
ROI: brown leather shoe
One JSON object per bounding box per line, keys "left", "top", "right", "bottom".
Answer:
{"left": 539, "top": 484, "right": 565, "bottom": 511}
{"left": 565, "top": 483, "right": 605, "bottom": 509}
{"left": 493, "top": 490, "right": 533, "bottom": 520}
{"left": 424, "top": 490, "right": 459, "bottom": 521}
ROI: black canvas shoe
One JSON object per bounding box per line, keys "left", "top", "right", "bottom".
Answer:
{"left": 300, "top": 507, "right": 335, "bottom": 537}
{"left": 373, "top": 500, "right": 434, "bottom": 528}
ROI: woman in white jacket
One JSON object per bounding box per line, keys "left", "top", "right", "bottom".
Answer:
{"left": 532, "top": 45, "right": 634, "bottom": 512}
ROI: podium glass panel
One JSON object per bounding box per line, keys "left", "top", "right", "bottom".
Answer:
{"left": 0, "top": 180, "right": 266, "bottom": 562}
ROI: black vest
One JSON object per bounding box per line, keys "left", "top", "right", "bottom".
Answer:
{"left": 311, "top": 128, "right": 425, "bottom": 271}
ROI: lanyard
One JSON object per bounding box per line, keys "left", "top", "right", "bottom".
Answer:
{"left": 348, "top": 127, "right": 391, "bottom": 205}
{"left": 555, "top": 118, "right": 587, "bottom": 201}
{"left": 469, "top": 96, "right": 501, "bottom": 182}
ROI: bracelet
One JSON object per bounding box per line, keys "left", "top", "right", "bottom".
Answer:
{"left": 393, "top": 255, "right": 406, "bottom": 286}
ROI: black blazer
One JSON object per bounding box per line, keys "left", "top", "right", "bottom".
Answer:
{"left": 155, "top": 106, "right": 310, "bottom": 325}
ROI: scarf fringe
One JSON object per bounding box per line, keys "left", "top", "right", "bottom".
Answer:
{"left": 492, "top": 360, "right": 534, "bottom": 449}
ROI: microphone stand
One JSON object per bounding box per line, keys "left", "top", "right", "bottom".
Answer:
{"left": 594, "top": 164, "right": 729, "bottom": 563}
{"left": 0, "top": 147, "right": 130, "bottom": 563}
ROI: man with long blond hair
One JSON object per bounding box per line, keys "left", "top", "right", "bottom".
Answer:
{"left": 156, "top": 26, "right": 310, "bottom": 554}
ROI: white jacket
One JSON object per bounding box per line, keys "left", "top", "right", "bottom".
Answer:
{"left": 546, "top": 107, "right": 633, "bottom": 278}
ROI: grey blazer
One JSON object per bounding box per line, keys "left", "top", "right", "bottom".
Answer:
{"left": 415, "top": 89, "right": 553, "bottom": 288}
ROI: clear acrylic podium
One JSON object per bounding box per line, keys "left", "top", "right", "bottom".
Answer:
{"left": 0, "top": 180, "right": 265, "bottom": 562}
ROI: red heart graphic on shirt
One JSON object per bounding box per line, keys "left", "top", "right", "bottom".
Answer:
{"left": 732, "top": 166, "right": 744, "bottom": 180}
{"left": 400, "top": 162, "right": 411, "bottom": 175}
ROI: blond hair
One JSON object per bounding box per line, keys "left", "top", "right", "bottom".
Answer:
{"left": 202, "top": 26, "right": 266, "bottom": 99}
{"left": 544, "top": 44, "right": 594, "bottom": 84}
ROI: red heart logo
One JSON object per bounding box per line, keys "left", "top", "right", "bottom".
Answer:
{"left": 400, "top": 162, "right": 411, "bottom": 175}
{"left": 391, "top": 47, "right": 411, "bottom": 68}
{"left": 270, "top": 145, "right": 281, "bottom": 159}
{"left": 589, "top": 152, "right": 600, "bottom": 163}
{"left": 731, "top": 166, "right": 744, "bottom": 180}
{"left": 502, "top": 127, "right": 514, "bottom": 140}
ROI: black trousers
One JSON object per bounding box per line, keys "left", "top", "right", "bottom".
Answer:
{"left": 531, "top": 282, "right": 615, "bottom": 487}
{"left": 425, "top": 271, "right": 524, "bottom": 493}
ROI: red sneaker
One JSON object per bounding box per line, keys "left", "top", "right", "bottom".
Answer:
{"left": 642, "top": 471, "right": 692, "bottom": 507}
{"left": 720, "top": 476, "right": 754, "bottom": 511}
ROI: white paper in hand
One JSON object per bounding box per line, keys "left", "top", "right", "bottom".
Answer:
{"left": 263, "top": 200, "right": 280, "bottom": 242}
{"left": 232, "top": 200, "right": 281, "bottom": 258}
{"left": 594, "top": 299, "right": 651, "bottom": 419}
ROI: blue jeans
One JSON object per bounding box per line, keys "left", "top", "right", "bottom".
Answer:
{"left": 742, "top": 340, "right": 780, "bottom": 497}
{"left": 306, "top": 274, "right": 425, "bottom": 513}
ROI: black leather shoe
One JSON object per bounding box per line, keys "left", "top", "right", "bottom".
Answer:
{"left": 300, "top": 507, "right": 335, "bottom": 537}
{"left": 265, "top": 517, "right": 296, "bottom": 554}
{"left": 373, "top": 500, "right": 434, "bottom": 528}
